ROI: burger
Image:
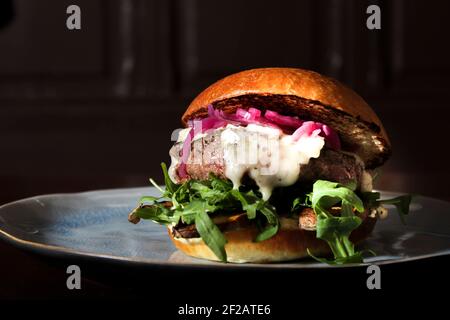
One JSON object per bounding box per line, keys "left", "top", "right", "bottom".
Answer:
{"left": 129, "top": 68, "right": 411, "bottom": 264}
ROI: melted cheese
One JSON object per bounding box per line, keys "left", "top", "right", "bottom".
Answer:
{"left": 360, "top": 170, "right": 373, "bottom": 192}
{"left": 176, "top": 127, "right": 206, "bottom": 143}
{"left": 168, "top": 152, "right": 179, "bottom": 183}
{"left": 221, "top": 124, "right": 325, "bottom": 200}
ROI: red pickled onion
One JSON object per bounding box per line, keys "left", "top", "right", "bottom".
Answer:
{"left": 292, "top": 121, "right": 322, "bottom": 140}
{"left": 235, "top": 107, "right": 261, "bottom": 121}
{"left": 198, "top": 117, "right": 228, "bottom": 132}
{"left": 207, "top": 104, "right": 240, "bottom": 126}
{"left": 230, "top": 108, "right": 280, "bottom": 129}
{"left": 264, "top": 110, "right": 303, "bottom": 128}
{"left": 248, "top": 107, "right": 262, "bottom": 118}
{"left": 177, "top": 127, "right": 194, "bottom": 179}
{"left": 322, "top": 124, "right": 341, "bottom": 150}
{"left": 292, "top": 121, "right": 340, "bottom": 150}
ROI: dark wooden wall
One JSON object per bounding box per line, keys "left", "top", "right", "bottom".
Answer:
{"left": 1, "top": 0, "right": 450, "bottom": 203}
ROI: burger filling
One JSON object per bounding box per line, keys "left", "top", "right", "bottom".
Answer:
{"left": 169, "top": 125, "right": 369, "bottom": 199}
{"left": 129, "top": 106, "right": 411, "bottom": 264}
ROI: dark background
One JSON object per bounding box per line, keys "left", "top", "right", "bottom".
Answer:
{"left": 0, "top": 0, "right": 449, "bottom": 301}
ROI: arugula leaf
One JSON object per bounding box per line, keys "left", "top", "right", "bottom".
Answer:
{"left": 360, "top": 191, "right": 381, "bottom": 206}
{"left": 161, "top": 162, "right": 179, "bottom": 196}
{"left": 139, "top": 196, "right": 160, "bottom": 204}
{"left": 308, "top": 248, "right": 376, "bottom": 264}
{"left": 307, "top": 249, "right": 363, "bottom": 264}
{"left": 340, "top": 200, "right": 354, "bottom": 217}
{"left": 229, "top": 189, "right": 279, "bottom": 241}
{"left": 311, "top": 180, "right": 364, "bottom": 216}
{"left": 130, "top": 204, "right": 178, "bottom": 224}
{"left": 309, "top": 181, "right": 413, "bottom": 264}
{"left": 230, "top": 189, "right": 258, "bottom": 219}
{"left": 209, "top": 174, "right": 233, "bottom": 191}
{"left": 378, "top": 195, "right": 412, "bottom": 224}
{"left": 309, "top": 180, "right": 365, "bottom": 264}
{"left": 291, "top": 194, "right": 312, "bottom": 212}
{"left": 316, "top": 216, "right": 362, "bottom": 240}
{"left": 149, "top": 178, "right": 165, "bottom": 194}
{"left": 178, "top": 200, "right": 217, "bottom": 225}
{"left": 343, "top": 180, "right": 357, "bottom": 191}
{"left": 133, "top": 164, "right": 280, "bottom": 262}
{"left": 255, "top": 206, "right": 279, "bottom": 242}
{"left": 190, "top": 182, "right": 224, "bottom": 200}
{"left": 316, "top": 215, "right": 362, "bottom": 259}
{"left": 190, "top": 181, "right": 233, "bottom": 205}
{"left": 361, "top": 192, "right": 412, "bottom": 224}
{"left": 195, "top": 210, "right": 227, "bottom": 262}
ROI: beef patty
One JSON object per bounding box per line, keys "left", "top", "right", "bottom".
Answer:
{"left": 170, "top": 129, "right": 364, "bottom": 187}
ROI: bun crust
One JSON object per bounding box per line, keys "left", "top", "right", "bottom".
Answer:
{"left": 182, "top": 68, "right": 390, "bottom": 168}
{"left": 168, "top": 216, "right": 377, "bottom": 263}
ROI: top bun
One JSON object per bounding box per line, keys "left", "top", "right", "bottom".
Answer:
{"left": 182, "top": 68, "right": 390, "bottom": 168}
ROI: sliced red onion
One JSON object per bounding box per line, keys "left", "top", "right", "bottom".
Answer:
{"left": 292, "top": 121, "right": 340, "bottom": 150}
{"left": 248, "top": 107, "right": 262, "bottom": 119}
{"left": 322, "top": 124, "right": 341, "bottom": 150}
{"left": 207, "top": 104, "right": 222, "bottom": 119}
{"left": 264, "top": 110, "right": 303, "bottom": 128}
{"left": 232, "top": 108, "right": 279, "bottom": 128}
{"left": 177, "top": 127, "right": 194, "bottom": 179}
{"left": 292, "top": 121, "right": 322, "bottom": 140}
{"left": 207, "top": 104, "right": 240, "bottom": 126}
{"left": 198, "top": 117, "right": 227, "bottom": 132}
{"left": 235, "top": 108, "right": 260, "bottom": 121}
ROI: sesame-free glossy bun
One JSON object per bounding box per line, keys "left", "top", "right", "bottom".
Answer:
{"left": 168, "top": 215, "right": 377, "bottom": 263}
{"left": 182, "top": 68, "right": 390, "bottom": 168}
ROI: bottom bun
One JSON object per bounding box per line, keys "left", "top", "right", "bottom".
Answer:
{"left": 168, "top": 216, "right": 377, "bottom": 263}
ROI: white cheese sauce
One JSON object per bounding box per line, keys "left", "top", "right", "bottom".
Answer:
{"left": 360, "top": 170, "right": 373, "bottom": 192}
{"left": 220, "top": 124, "right": 325, "bottom": 200}
{"left": 176, "top": 127, "right": 206, "bottom": 143}
{"left": 168, "top": 152, "right": 179, "bottom": 183}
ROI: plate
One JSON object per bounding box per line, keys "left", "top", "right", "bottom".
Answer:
{"left": 0, "top": 187, "right": 449, "bottom": 269}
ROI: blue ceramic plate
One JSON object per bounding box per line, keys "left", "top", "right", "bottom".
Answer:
{"left": 0, "top": 187, "right": 449, "bottom": 269}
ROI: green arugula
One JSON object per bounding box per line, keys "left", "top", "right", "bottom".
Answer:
{"left": 361, "top": 192, "right": 412, "bottom": 224}
{"left": 307, "top": 248, "right": 376, "bottom": 265}
{"left": 130, "top": 204, "right": 177, "bottom": 224}
{"left": 306, "top": 181, "right": 412, "bottom": 264}
{"left": 307, "top": 180, "right": 365, "bottom": 264}
{"left": 195, "top": 210, "right": 228, "bottom": 261}
{"left": 255, "top": 206, "right": 279, "bottom": 242}
{"left": 132, "top": 163, "right": 280, "bottom": 262}
{"left": 291, "top": 193, "right": 312, "bottom": 212}
{"left": 132, "top": 164, "right": 412, "bottom": 265}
